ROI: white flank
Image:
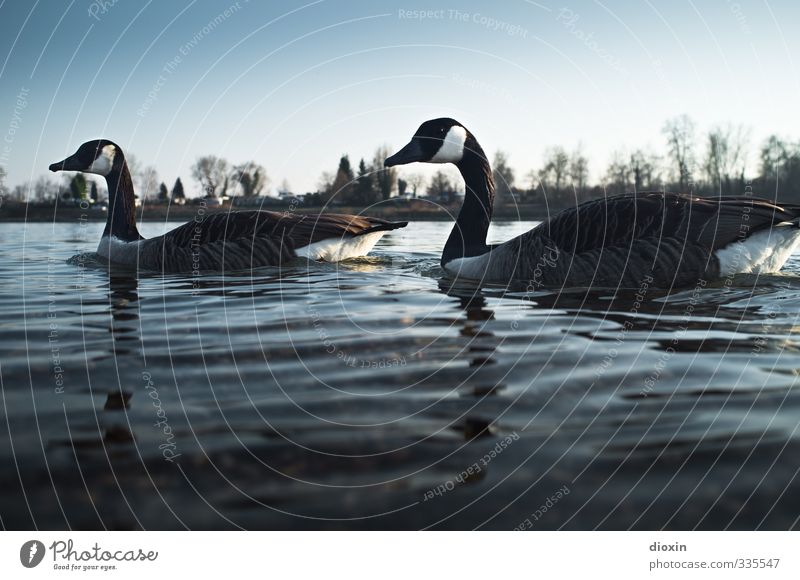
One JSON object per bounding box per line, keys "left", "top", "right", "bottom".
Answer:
{"left": 97, "top": 235, "right": 142, "bottom": 265}
{"left": 294, "top": 231, "right": 386, "bottom": 261}
{"left": 443, "top": 253, "right": 492, "bottom": 279}
{"left": 430, "top": 125, "right": 467, "bottom": 163}
{"left": 86, "top": 144, "right": 116, "bottom": 176}
{"left": 715, "top": 225, "right": 800, "bottom": 276}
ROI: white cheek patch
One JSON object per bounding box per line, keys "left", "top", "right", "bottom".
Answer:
{"left": 86, "top": 144, "right": 116, "bottom": 175}
{"left": 430, "top": 125, "right": 467, "bottom": 163}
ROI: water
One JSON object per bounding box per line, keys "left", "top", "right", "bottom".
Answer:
{"left": 1, "top": 220, "right": 800, "bottom": 530}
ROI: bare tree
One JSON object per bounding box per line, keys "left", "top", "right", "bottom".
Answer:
{"left": 125, "top": 153, "right": 140, "bottom": 184}
{"left": 317, "top": 171, "right": 334, "bottom": 194}
{"left": 605, "top": 150, "right": 631, "bottom": 193}
{"left": 405, "top": 173, "right": 426, "bottom": 197}
{"left": 427, "top": 170, "right": 455, "bottom": 203}
{"left": 192, "top": 155, "right": 229, "bottom": 198}
{"left": 626, "top": 149, "right": 662, "bottom": 191}
{"left": 230, "top": 162, "right": 268, "bottom": 197}
{"left": 372, "top": 145, "right": 397, "bottom": 200}
{"left": 0, "top": 166, "right": 8, "bottom": 198}
{"left": 525, "top": 169, "right": 540, "bottom": 190}
{"left": 637, "top": 149, "right": 662, "bottom": 190}
{"left": 117, "top": 152, "right": 139, "bottom": 203}
{"left": 138, "top": 166, "right": 159, "bottom": 200}
{"left": 11, "top": 184, "right": 27, "bottom": 201}
{"left": 492, "top": 150, "right": 515, "bottom": 205}
{"left": 34, "top": 176, "right": 56, "bottom": 202}
{"left": 760, "top": 135, "right": 786, "bottom": 179}
{"left": 758, "top": 135, "right": 800, "bottom": 201}
{"left": 541, "top": 146, "right": 570, "bottom": 199}
{"left": 662, "top": 115, "right": 696, "bottom": 192}
{"left": 704, "top": 124, "right": 749, "bottom": 196}
{"left": 568, "top": 147, "right": 589, "bottom": 197}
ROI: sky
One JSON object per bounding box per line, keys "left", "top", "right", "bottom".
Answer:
{"left": 1, "top": 0, "right": 799, "bottom": 196}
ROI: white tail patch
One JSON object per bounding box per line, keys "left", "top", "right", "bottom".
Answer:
{"left": 715, "top": 225, "right": 800, "bottom": 276}
{"left": 96, "top": 235, "right": 142, "bottom": 265}
{"left": 295, "top": 231, "right": 386, "bottom": 262}
{"left": 443, "top": 252, "right": 492, "bottom": 279}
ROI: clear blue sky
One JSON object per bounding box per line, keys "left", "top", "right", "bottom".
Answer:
{"left": 1, "top": 0, "right": 799, "bottom": 196}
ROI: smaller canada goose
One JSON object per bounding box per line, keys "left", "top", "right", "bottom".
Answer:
{"left": 50, "top": 140, "right": 406, "bottom": 272}
{"left": 385, "top": 118, "right": 800, "bottom": 288}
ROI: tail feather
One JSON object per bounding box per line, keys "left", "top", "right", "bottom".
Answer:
{"left": 357, "top": 220, "right": 408, "bottom": 236}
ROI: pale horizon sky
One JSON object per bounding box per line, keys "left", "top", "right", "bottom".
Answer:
{"left": 1, "top": 0, "right": 799, "bottom": 196}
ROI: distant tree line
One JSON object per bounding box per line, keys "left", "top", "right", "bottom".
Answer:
{"left": 515, "top": 115, "right": 800, "bottom": 208}
{"left": 5, "top": 115, "right": 800, "bottom": 209}
{"left": 314, "top": 146, "right": 401, "bottom": 206}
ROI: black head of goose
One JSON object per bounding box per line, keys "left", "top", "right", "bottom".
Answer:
{"left": 50, "top": 140, "right": 407, "bottom": 272}
{"left": 386, "top": 118, "right": 800, "bottom": 288}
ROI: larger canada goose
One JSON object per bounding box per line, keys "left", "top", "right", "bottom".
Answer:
{"left": 50, "top": 140, "right": 406, "bottom": 272}
{"left": 386, "top": 118, "right": 800, "bottom": 288}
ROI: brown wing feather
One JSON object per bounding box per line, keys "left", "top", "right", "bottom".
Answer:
{"left": 162, "top": 210, "right": 406, "bottom": 251}
{"left": 494, "top": 192, "right": 800, "bottom": 287}
{"left": 540, "top": 192, "right": 800, "bottom": 254}
{"left": 134, "top": 211, "right": 406, "bottom": 272}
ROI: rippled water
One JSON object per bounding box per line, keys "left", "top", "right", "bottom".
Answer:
{"left": 2, "top": 220, "right": 800, "bottom": 530}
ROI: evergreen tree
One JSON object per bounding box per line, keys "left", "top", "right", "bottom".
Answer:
{"left": 171, "top": 177, "right": 186, "bottom": 202}
{"left": 397, "top": 178, "right": 408, "bottom": 197}
{"left": 329, "top": 155, "right": 355, "bottom": 203}
{"left": 69, "top": 173, "right": 87, "bottom": 201}
{"left": 158, "top": 182, "right": 169, "bottom": 202}
{"left": 354, "top": 158, "right": 376, "bottom": 206}
{"left": 90, "top": 181, "right": 99, "bottom": 203}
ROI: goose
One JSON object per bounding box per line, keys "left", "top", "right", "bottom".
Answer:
{"left": 50, "top": 140, "right": 406, "bottom": 272}
{"left": 385, "top": 118, "right": 800, "bottom": 288}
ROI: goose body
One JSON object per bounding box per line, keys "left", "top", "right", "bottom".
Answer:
{"left": 386, "top": 118, "right": 800, "bottom": 288}
{"left": 50, "top": 140, "right": 406, "bottom": 272}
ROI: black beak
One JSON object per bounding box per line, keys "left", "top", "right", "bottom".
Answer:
{"left": 49, "top": 154, "right": 80, "bottom": 172}
{"left": 384, "top": 139, "right": 425, "bottom": 167}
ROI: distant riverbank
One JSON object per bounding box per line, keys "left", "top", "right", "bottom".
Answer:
{"left": 0, "top": 201, "right": 555, "bottom": 223}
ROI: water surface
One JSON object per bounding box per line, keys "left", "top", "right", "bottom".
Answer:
{"left": 1, "top": 220, "right": 799, "bottom": 530}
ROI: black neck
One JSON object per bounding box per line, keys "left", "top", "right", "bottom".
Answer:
{"left": 102, "top": 161, "right": 141, "bottom": 241}
{"left": 441, "top": 139, "right": 494, "bottom": 266}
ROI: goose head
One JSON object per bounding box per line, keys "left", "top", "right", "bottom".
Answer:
{"left": 50, "top": 139, "right": 140, "bottom": 241}
{"left": 384, "top": 118, "right": 470, "bottom": 167}
{"left": 387, "top": 118, "right": 495, "bottom": 267}
{"left": 49, "top": 139, "right": 123, "bottom": 177}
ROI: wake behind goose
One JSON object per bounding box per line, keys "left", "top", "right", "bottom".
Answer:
{"left": 385, "top": 118, "right": 800, "bottom": 289}
{"left": 50, "top": 140, "right": 406, "bottom": 273}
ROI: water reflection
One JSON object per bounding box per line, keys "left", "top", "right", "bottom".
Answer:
{"left": 3, "top": 222, "right": 800, "bottom": 530}
{"left": 107, "top": 271, "right": 142, "bottom": 357}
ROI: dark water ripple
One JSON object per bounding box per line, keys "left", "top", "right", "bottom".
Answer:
{"left": 1, "top": 222, "right": 800, "bottom": 530}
